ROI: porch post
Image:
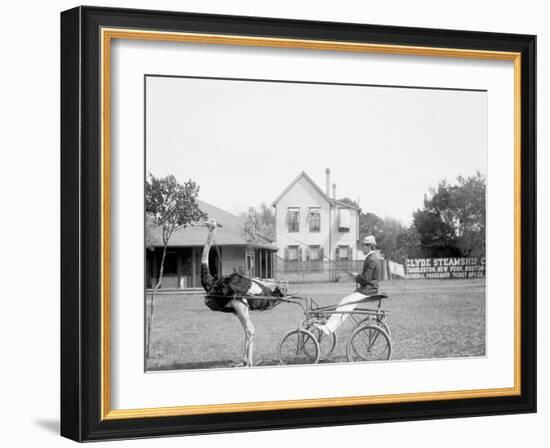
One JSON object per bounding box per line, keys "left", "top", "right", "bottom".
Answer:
{"left": 191, "top": 247, "right": 197, "bottom": 288}
{"left": 177, "top": 250, "right": 183, "bottom": 288}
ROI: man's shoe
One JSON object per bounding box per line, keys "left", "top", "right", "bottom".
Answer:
{"left": 313, "top": 323, "right": 331, "bottom": 336}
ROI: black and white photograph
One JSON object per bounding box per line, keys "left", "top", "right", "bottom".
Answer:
{"left": 1, "top": 0, "right": 544, "bottom": 444}
{"left": 144, "top": 75, "right": 487, "bottom": 371}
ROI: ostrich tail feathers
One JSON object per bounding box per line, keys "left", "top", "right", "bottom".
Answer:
{"left": 247, "top": 281, "right": 285, "bottom": 312}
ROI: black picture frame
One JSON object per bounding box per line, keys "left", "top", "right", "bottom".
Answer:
{"left": 61, "top": 5, "right": 536, "bottom": 442}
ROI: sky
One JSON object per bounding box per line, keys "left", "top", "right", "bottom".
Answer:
{"left": 146, "top": 76, "right": 487, "bottom": 224}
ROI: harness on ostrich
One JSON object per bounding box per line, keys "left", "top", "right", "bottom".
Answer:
{"left": 203, "top": 239, "right": 286, "bottom": 313}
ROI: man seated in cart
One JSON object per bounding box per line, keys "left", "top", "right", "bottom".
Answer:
{"left": 315, "top": 235, "right": 382, "bottom": 335}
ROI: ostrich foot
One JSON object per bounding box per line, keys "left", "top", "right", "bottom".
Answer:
{"left": 231, "top": 360, "right": 252, "bottom": 368}
{"left": 230, "top": 298, "right": 255, "bottom": 368}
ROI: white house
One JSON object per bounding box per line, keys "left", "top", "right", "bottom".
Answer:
{"left": 271, "top": 169, "right": 362, "bottom": 281}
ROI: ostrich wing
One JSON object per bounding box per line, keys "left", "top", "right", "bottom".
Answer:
{"left": 204, "top": 274, "right": 283, "bottom": 312}
{"left": 204, "top": 273, "right": 251, "bottom": 313}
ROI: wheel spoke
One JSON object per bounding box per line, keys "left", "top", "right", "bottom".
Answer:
{"left": 304, "top": 322, "right": 337, "bottom": 361}
{"left": 347, "top": 325, "right": 391, "bottom": 362}
{"left": 278, "top": 329, "right": 320, "bottom": 365}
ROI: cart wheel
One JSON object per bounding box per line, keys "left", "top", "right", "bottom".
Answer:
{"left": 346, "top": 324, "right": 391, "bottom": 362}
{"left": 278, "top": 329, "right": 320, "bottom": 365}
{"left": 357, "top": 317, "right": 391, "bottom": 339}
{"left": 305, "top": 323, "right": 337, "bottom": 361}
{"left": 377, "top": 320, "right": 391, "bottom": 339}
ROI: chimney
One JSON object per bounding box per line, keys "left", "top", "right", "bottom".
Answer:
{"left": 332, "top": 183, "right": 336, "bottom": 199}
{"left": 325, "top": 168, "right": 331, "bottom": 195}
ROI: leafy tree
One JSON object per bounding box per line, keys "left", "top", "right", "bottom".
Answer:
{"left": 337, "top": 197, "right": 360, "bottom": 208}
{"left": 452, "top": 173, "right": 486, "bottom": 257}
{"left": 412, "top": 207, "right": 460, "bottom": 257}
{"left": 413, "top": 172, "right": 486, "bottom": 258}
{"left": 145, "top": 214, "right": 157, "bottom": 251}
{"left": 241, "top": 203, "right": 276, "bottom": 243}
{"left": 240, "top": 204, "right": 276, "bottom": 277}
{"left": 144, "top": 174, "right": 204, "bottom": 358}
{"left": 376, "top": 217, "right": 408, "bottom": 263}
{"left": 359, "top": 212, "right": 420, "bottom": 264}
{"left": 396, "top": 225, "right": 423, "bottom": 260}
{"left": 359, "top": 212, "right": 385, "bottom": 241}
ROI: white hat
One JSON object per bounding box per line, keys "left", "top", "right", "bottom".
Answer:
{"left": 362, "top": 235, "right": 377, "bottom": 247}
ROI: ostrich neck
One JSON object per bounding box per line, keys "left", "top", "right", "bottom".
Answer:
{"left": 201, "top": 228, "right": 216, "bottom": 266}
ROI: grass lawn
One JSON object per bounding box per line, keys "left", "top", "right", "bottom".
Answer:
{"left": 145, "top": 278, "right": 485, "bottom": 371}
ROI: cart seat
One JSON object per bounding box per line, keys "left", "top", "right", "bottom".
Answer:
{"left": 359, "top": 293, "right": 388, "bottom": 302}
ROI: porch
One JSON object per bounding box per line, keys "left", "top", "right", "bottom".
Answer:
{"left": 146, "top": 245, "right": 275, "bottom": 290}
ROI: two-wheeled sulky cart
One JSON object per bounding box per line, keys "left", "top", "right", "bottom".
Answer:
{"left": 276, "top": 294, "right": 391, "bottom": 365}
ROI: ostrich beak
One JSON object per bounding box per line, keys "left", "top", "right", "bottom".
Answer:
{"left": 199, "top": 220, "right": 223, "bottom": 228}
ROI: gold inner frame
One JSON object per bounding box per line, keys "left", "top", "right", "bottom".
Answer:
{"left": 100, "top": 27, "right": 522, "bottom": 420}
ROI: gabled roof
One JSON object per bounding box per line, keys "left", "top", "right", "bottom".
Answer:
{"left": 271, "top": 171, "right": 361, "bottom": 211}
{"left": 147, "top": 199, "right": 277, "bottom": 250}
{"left": 333, "top": 199, "right": 361, "bottom": 210}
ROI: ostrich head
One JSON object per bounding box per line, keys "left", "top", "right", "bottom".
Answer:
{"left": 205, "top": 218, "right": 217, "bottom": 231}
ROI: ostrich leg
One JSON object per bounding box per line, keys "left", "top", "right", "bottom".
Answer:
{"left": 230, "top": 298, "right": 255, "bottom": 367}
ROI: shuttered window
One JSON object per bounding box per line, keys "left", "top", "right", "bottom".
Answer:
{"left": 308, "top": 245, "right": 320, "bottom": 261}
{"left": 338, "top": 245, "right": 350, "bottom": 261}
{"left": 308, "top": 207, "right": 321, "bottom": 232}
{"left": 308, "top": 245, "right": 322, "bottom": 271}
{"left": 287, "top": 208, "right": 300, "bottom": 232}
{"left": 287, "top": 245, "right": 299, "bottom": 261}
{"left": 338, "top": 208, "right": 350, "bottom": 232}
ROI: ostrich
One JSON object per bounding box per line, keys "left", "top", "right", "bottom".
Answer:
{"left": 200, "top": 218, "right": 284, "bottom": 367}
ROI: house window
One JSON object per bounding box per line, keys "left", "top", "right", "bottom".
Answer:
{"left": 308, "top": 245, "right": 320, "bottom": 261}
{"left": 284, "top": 245, "right": 303, "bottom": 272}
{"left": 287, "top": 245, "right": 299, "bottom": 261}
{"left": 337, "top": 245, "right": 350, "bottom": 261}
{"left": 287, "top": 207, "right": 300, "bottom": 232}
{"left": 338, "top": 208, "right": 351, "bottom": 232}
{"left": 307, "top": 245, "right": 322, "bottom": 272}
{"left": 308, "top": 207, "right": 321, "bottom": 232}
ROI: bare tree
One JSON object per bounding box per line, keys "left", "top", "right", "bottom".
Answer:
{"left": 241, "top": 206, "right": 274, "bottom": 277}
